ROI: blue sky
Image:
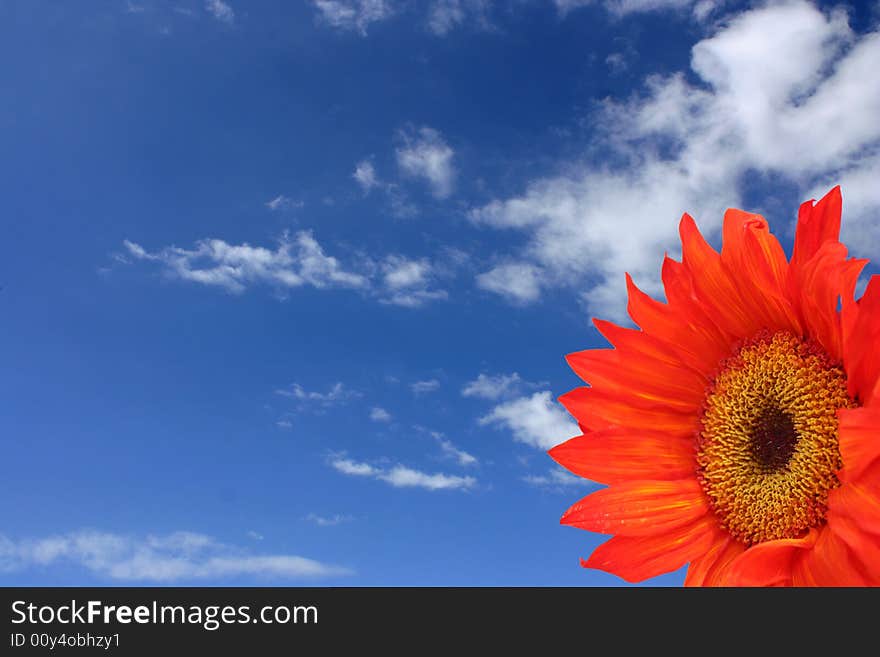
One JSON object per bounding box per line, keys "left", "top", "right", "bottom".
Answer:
{"left": 1, "top": 0, "right": 879, "bottom": 586}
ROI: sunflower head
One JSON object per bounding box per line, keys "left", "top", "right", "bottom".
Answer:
{"left": 551, "top": 187, "right": 880, "bottom": 586}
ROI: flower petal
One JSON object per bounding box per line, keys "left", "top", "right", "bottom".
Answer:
{"left": 827, "top": 482, "right": 880, "bottom": 535}
{"left": 837, "top": 405, "right": 880, "bottom": 483}
{"left": 827, "top": 513, "right": 880, "bottom": 584}
{"left": 787, "top": 241, "right": 865, "bottom": 362}
{"left": 684, "top": 537, "right": 745, "bottom": 587}
{"left": 725, "top": 532, "right": 818, "bottom": 586}
{"left": 843, "top": 275, "right": 880, "bottom": 404}
{"left": 566, "top": 346, "right": 704, "bottom": 411}
{"left": 558, "top": 386, "right": 699, "bottom": 434}
{"left": 679, "top": 213, "right": 761, "bottom": 340}
{"left": 580, "top": 515, "right": 721, "bottom": 583}
{"left": 720, "top": 210, "right": 801, "bottom": 335}
{"left": 791, "top": 186, "right": 842, "bottom": 271}
{"left": 549, "top": 430, "right": 695, "bottom": 484}
{"left": 791, "top": 527, "right": 872, "bottom": 586}
{"left": 561, "top": 479, "right": 708, "bottom": 536}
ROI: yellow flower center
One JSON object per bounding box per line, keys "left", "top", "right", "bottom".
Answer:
{"left": 697, "top": 330, "right": 854, "bottom": 546}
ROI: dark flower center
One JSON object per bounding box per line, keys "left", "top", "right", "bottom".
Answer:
{"left": 750, "top": 407, "right": 798, "bottom": 471}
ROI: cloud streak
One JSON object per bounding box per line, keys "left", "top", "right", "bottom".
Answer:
{"left": 330, "top": 458, "right": 476, "bottom": 490}
{"left": 123, "top": 232, "right": 453, "bottom": 308}
{"left": 0, "top": 530, "right": 351, "bottom": 581}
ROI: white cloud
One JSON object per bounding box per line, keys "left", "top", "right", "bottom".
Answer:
{"left": 475, "top": 263, "right": 543, "bottom": 304}
{"left": 124, "top": 234, "right": 450, "bottom": 309}
{"left": 0, "top": 530, "right": 350, "bottom": 581}
{"left": 306, "top": 513, "right": 353, "bottom": 527}
{"left": 523, "top": 467, "right": 593, "bottom": 489}
{"left": 462, "top": 372, "right": 536, "bottom": 400}
{"left": 471, "top": 1, "right": 880, "bottom": 320}
{"left": 124, "top": 231, "right": 368, "bottom": 295}
{"left": 369, "top": 406, "right": 392, "bottom": 422}
{"left": 265, "top": 195, "right": 304, "bottom": 211}
{"left": 396, "top": 126, "right": 456, "bottom": 199}
{"left": 437, "top": 438, "right": 478, "bottom": 466}
{"left": 276, "top": 419, "right": 293, "bottom": 430}
{"left": 379, "top": 255, "right": 448, "bottom": 307}
{"left": 276, "top": 382, "right": 361, "bottom": 410}
{"left": 205, "top": 0, "right": 234, "bottom": 24}
{"left": 411, "top": 379, "right": 440, "bottom": 394}
{"left": 479, "top": 391, "right": 578, "bottom": 450}
{"left": 313, "top": 0, "right": 393, "bottom": 35}
{"left": 330, "top": 458, "right": 475, "bottom": 490}
{"left": 554, "top": 0, "right": 694, "bottom": 16}
{"left": 427, "top": 0, "right": 493, "bottom": 35}
{"left": 380, "top": 465, "right": 475, "bottom": 490}
{"left": 353, "top": 159, "right": 380, "bottom": 193}
{"left": 246, "top": 530, "right": 264, "bottom": 540}
{"left": 331, "top": 458, "right": 381, "bottom": 477}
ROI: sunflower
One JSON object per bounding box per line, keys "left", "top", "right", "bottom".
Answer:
{"left": 550, "top": 187, "right": 880, "bottom": 586}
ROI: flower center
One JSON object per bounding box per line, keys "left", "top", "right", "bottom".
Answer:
{"left": 697, "top": 330, "right": 854, "bottom": 546}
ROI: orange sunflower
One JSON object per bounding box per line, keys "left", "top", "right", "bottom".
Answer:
{"left": 550, "top": 187, "right": 880, "bottom": 586}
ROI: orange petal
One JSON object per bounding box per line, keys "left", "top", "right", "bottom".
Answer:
{"left": 719, "top": 210, "right": 801, "bottom": 335}
{"left": 549, "top": 430, "right": 696, "bottom": 484}
{"left": 791, "top": 186, "right": 842, "bottom": 272}
{"left": 787, "top": 241, "right": 865, "bottom": 362}
{"left": 592, "top": 318, "right": 714, "bottom": 384}
{"left": 684, "top": 536, "right": 745, "bottom": 587}
{"left": 725, "top": 532, "right": 818, "bottom": 586}
{"left": 561, "top": 479, "right": 708, "bottom": 536}
{"left": 837, "top": 406, "right": 880, "bottom": 483}
{"left": 827, "top": 513, "right": 880, "bottom": 584}
{"left": 565, "top": 347, "right": 704, "bottom": 412}
{"left": 679, "top": 213, "right": 761, "bottom": 340}
{"left": 827, "top": 482, "right": 880, "bottom": 535}
{"left": 843, "top": 275, "right": 880, "bottom": 404}
{"left": 624, "top": 273, "right": 722, "bottom": 375}
{"left": 581, "top": 514, "right": 721, "bottom": 583}
{"left": 558, "top": 387, "right": 699, "bottom": 434}
{"left": 661, "top": 256, "right": 734, "bottom": 360}
{"left": 791, "top": 526, "right": 872, "bottom": 586}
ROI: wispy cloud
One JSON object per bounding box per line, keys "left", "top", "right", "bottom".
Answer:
{"left": 306, "top": 513, "right": 353, "bottom": 527}
{"left": 413, "top": 425, "right": 479, "bottom": 466}
{"left": 275, "top": 383, "right": 361, "bottom": 414}
{"left": 312, "top": 0, "right": 394, "bottom": 35}
{"left": 410, "top": 379, "right": 440, "bottom": 394}
{"left": 353, "top": 159, "right": 381, "bottom": 193}
{"left": 124, "top": 232, "right": 367, "bottom": 295}
{"left": 479, "top": 391, "right": 578, "bottom": 450}
{"left": 0, "top": 530, "right": 351, "bottom": 581}
{"left": 379, "top": 255, "right": 448, "bottom": 307}
{"left": 462, "top": 372, "right": 540, "bottom": 401}
{"left": 471, "top": 1, "right": 880, "bottom": 320}
{"left": 265, "top": 195, "right": 304, "bottom": 211}
{"left": 427, "top": 0, "right": 493, "bottom": 36}
{"left": 523, "top": 467, "right": 594, "bottom": 491}
{"left": 475, "top": 262, "right": 543, "bottom": 305}
{"left": 369, "top": 406, "right": 392, "bottom": 422}
{"left": 436, "top": 437, "right": 478, "bottom": 466}
{"left": 205, "top": 0, "right": 234, "bottom": 24}
{"left": 123, "top": 232, "right": 452, "bottom": 308}
{"left": 554, "top": 0, "right": 695, "bottom": 17}
{"left": 396, "top": 126, "right": 456, "bottom": 199}
{"left": 330, "top": 457, "right": 475, "bottom": 491}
